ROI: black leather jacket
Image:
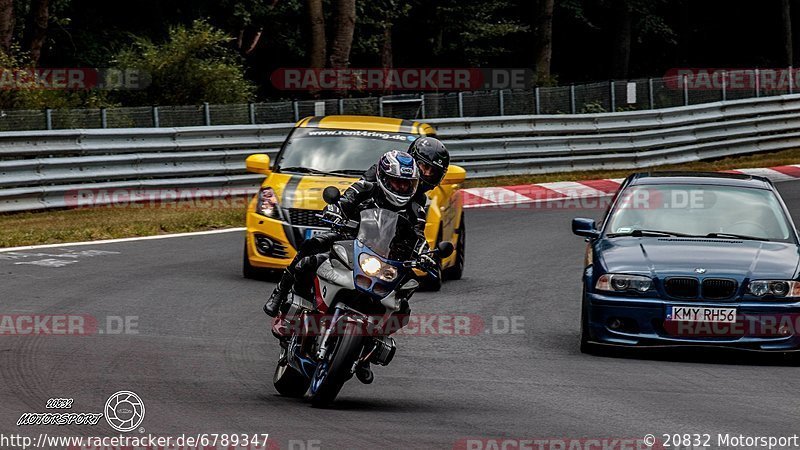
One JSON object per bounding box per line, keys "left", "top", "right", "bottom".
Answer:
{"left": 327, "top": 167, "right": 428, "bottom": 260}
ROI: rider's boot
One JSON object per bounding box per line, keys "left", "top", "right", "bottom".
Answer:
{"left": 264, "top": 270, "right": 294, "bottom": 317}
{"left": 355, "top": 363, "right": 374, "bottom": 384}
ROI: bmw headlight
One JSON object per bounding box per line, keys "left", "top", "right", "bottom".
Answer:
{"left": 256, "top": 187, "right": 279, "bottom": 218}
{"left": 358, "top": 254, "right": 398, "bottom": 282}
{"left": 596, "top": 274, "right": 653, "bottom": 293}
{"left": 748, "top": 280, "right": 800, "bottom": 298}
{"left": 360, "top": 255, "right": 382, "bottom": 276}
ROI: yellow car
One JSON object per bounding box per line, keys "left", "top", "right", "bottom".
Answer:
{"left": 243, "top": 115, "right": 466, "bottom": 289}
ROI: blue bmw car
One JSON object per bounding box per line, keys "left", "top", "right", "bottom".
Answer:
{"left": 573, "top": 172, "right": 800, "bottom": 353}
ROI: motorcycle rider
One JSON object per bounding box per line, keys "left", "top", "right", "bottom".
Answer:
{"left": 364, "top": 137, "right": 451, "bottom": 205}
{"left": 263, "top": 150, "right": 429, "bottom": 318}
{"left": 361, "top": 137, "right": 451, "bottom": 278}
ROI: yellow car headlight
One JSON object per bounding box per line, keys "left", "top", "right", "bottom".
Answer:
{"left": 256, "top": 187, "right": 279, "bottom": 218}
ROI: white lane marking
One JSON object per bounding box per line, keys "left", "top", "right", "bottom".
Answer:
{"left": 14, "top": 259, "right": 79, "bottom": 268}
{"left": 734, "top": 168, "right": 797, "bottom": 182}
{"left": 539, "top": 181, "right": 608, "bottom": 198}
{"left": 0, "top": 228, "right": 245, "bottom": 253}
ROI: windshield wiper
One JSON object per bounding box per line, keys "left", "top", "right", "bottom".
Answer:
{"left": 607, "top": 229, "right": 693, "bottom": 238}
{"left": 706, "top": 232, "right": 770, "bottom": 242}
{"left": 328, "top": 169, "right": 366, "bottom": 176}
{"left": 279, "top": 167, "right": 340, "bottom": 176}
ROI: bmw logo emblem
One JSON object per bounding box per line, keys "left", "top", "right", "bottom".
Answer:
{"left": 694, "top": 268, "right": 707, "bottom": 274}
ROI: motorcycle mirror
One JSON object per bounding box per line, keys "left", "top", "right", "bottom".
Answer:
{"left": 437, "top": 241, "right": 455, "bottom": 258}
{"left": 323, "top": 186, "right": 341, "bottom": 205}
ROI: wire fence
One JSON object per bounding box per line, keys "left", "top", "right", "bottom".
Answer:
{"left": 0, "top": 72, "right": 792, "bottom": 132}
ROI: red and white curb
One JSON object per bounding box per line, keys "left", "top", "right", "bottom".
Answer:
{"left": 462, "top": 164, "right": 800, "bottom": 209}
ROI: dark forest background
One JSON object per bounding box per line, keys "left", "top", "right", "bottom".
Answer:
{"left": 0, "top": 0, "right": 797, "bottom": 108}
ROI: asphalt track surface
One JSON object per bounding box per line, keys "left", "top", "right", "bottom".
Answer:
{"left": 4, "top": 182, "right": 800, "bottom": 449}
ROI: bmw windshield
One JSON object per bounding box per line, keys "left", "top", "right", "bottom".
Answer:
{"left": 357, "top": 208, "right": 400, "bottom": 258}
{"left": 606, "top": 184, "right": 796, "bottom": 243}
{"left": 276, "top": 128, "right": 419, "bottom": 175}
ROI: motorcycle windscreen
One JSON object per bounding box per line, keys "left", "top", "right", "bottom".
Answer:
{"left": 357, "top": 208, "right": 399, "bottom": 258}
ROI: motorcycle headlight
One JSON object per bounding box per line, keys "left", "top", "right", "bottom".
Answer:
{"left": 380, "top": 265, "right": 398, "bottom": 282}
{"left": 256, "top": 187, "right": 279, "bottom": 218}
{"left": 358, "top": 254, "right": 399, "bottom": 282}
{"left": 359, "top": 254, "right": 382, "bottom": 276}
{"left": 596, "top": 274, "right": 653, "bottom": 293}
{"left": 748, "top": 280, "right": 800, "bottom": 298}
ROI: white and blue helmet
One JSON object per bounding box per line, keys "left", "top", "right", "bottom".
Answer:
{"left": 377, "top": 150, "right": 420, "bottom": 207}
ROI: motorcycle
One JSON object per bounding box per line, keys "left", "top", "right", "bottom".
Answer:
{"left": 272, "top": 186, "right": 454, "bottom": 406}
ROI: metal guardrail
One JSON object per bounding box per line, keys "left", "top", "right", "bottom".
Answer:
{"left": 2, "top": 94, "right": 800, "bottom": 212}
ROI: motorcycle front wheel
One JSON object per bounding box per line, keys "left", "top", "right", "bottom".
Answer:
{"left": 304, "top": 321, "right": 364, "bottom": 407}
{"left": 273, "top": 349, "right": 308, "bottom": 397}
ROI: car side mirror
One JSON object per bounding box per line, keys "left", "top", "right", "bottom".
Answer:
{"left": 245, "top": 154, "right": 272, "bottom": 175}
{"left": 323, "top": 186, "right": 341, "bottom": 205}
{"left": 442, "top": 165, "right": 466, "bottom": 185}
{"left": 572, "top": 218, "right": 600, "bottom": 238}
{"left": 437, "top": 241, "right": 455, "bottom": 258}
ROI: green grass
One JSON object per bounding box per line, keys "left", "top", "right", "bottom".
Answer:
{"left": 2, "top": 148, "right": 800, "bottom": 249}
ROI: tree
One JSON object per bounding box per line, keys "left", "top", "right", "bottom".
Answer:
{"left": 112, "top": 20, "right": 255, "bottom": 106}
{"left": 307, "top": 0, "right": 326, "bottom": 68}
{"left": 532, "top": 0, "right": 555, "bottom": 83}
{"left": 23, "top": 0, "right": 49, "bottom": 64}
{"left": 781, "top": 0, "right": 793, "bottom": 67}
{"left": 421, "top": 0, "right": 525, "bottom": 66}
{"left": 352, "top": 0, "right": 412, "bottom": 69}
{"left": 329, "top": 0, "right": 356, "bottom": 68}
{"left": 0, "top": 0, "right": 13, "bottom": 53}
{"left": 611, "top": 0, "right": 632, "bottom": 79}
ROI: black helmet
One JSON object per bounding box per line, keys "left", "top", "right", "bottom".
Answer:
{"left": 409, "top": 137, "right": 450, "bottom": 187}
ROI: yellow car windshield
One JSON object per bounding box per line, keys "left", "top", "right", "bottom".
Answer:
{"left": 277, "top": 128, "right": 418, "bottom": 174}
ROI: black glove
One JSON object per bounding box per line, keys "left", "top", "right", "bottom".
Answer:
{"left": 322, "top": 204, "right": 345, "bottom": 225}
{"left": 414, "top": 241, "right": 437, "bottom": 272}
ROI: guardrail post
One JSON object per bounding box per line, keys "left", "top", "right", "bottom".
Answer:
{"left": 610, "top": 81, "right": 616, "bottom": 112}
{"left": 499, "top": 90, "right": 505, "bottom": 116}
{"left": 338, "top": 99, "right": 344, "bottom": 114}
{"left": 293, "top": 101, "right": 300, "bottom": 122}
{"left": 203, "top": 102, "right": 211, "bottom": 126}
{"left": 379, "top": 97, "right": 384, "bottom": 117}
{"left": 152, "top": 106, "right": 160, "bottom": 128}
{"left": 755, "top": 69, "right": 761, "bottom": 98}
{"left": 420, "top": 94, "right": 426, "bottom": 119}
{"left": 100, "top": 108, "right": 108, "bottom": 128}
{"left": 249, "top": 103, "right": 256, "bottom": 124}
{"left": 45, "top": 108, "right": 53, "bottom": 130}
{"left": 648, "top": 78, "right": 655, "bottom": 109}
{"left": 457, "top": 92, "right": 464, "bottom": 117}
{"left": 570, "top": 84, "right": 576, "bottom": 114}
{"left": 682, "top": 75, "right": 689, "bottom": 106}
{"left": 789, "top": 67, "right": 794, "bottom": 95}
{"left": 722, "top": 70, "right": 728, "bottom": 101}
{"left": 534, "top": 87, "right": 541, "bottom": 115}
